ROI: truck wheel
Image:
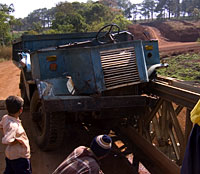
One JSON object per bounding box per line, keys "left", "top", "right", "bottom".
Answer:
{"left": 30, "top": 90, "right": 65, "bottom": 151}
{"left": 19, "top": 72, "right": 29, "bottom": 106}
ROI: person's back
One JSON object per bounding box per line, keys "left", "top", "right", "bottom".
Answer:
{"left": 0, "top": 95, "right": 31, "bottom": 174}
{"left": 53, "top": 135, "right": 112, "bottom": 174}
{"left": 53, "top": 146, "right": 101, "bottom": 174}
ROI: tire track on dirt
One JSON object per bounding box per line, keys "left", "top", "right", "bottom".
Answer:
{"left": 0, "top": 61, "right": 20, "bottom": 99}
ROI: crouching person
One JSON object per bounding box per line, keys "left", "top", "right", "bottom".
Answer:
{"left": 52, "top": 134, "right": 112, "bottom": 174}
{"left": 0, "top": 96, "right": 31, "bottom": 174}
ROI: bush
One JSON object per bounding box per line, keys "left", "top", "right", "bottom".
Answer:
{"left": 0, "top": 46, "right": 12, "bottom": 60}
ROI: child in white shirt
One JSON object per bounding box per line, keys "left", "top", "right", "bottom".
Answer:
{"left": 0, "top": 96, "right": 31, "bottom": 174}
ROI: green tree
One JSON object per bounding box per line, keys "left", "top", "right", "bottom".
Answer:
{"left": 83, "top": 2, "right": 110, "bottom": 24}
{"left": 16, "top": 7, "right": 56, "bottom": 31}
{"left": 117, "top": 0, "right": 131, "bottom": 11}
{"left": 13, "top": 1, "right": 132, "bottom": 34}
{"left": 130, "top": 4, "right": 140, "bottom": 22}
{"left": 52, "top": 1, "right": 129, "bottom": 33}
{"left": 155, "top": 0, "right": 182, "bottom": 19}
{"left": 52, "top": 2, "right": 88, "bottom": 32}
{"left": 155, "top": 0, "right": 172, "bottom": 19}
{"left": 192, "top": 8, "right": 200, "bottom": 19}
{"left": 99, "top": 0, "right": 118, "bottom": 8}
{"left": 0, "top": 3, "right": 16, "bottom": 45}
{"left": 142, "top": 0, "right": 156, "bottom": 20}
{"left": 112, "top": 14, "right": 132, "bottom": 29}
{"left": 32, "top": 22, "right": 43, "bottom": 33}
{"left": 181, "top": 0, "right": 197, "bottom": 17}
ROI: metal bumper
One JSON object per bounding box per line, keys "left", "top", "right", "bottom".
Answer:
{"left": 42, "top": 95, "right": 147, "bottom": 112}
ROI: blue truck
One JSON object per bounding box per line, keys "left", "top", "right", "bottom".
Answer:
{"left": 12, "top": 24, "right": 166, "bottom": 151}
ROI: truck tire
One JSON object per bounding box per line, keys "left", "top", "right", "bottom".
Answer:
{"left": 19, "top": 72, "right": 29, "bottom": 106}
{"left": 30, "top": 90, "right": 65, "bottom": 151}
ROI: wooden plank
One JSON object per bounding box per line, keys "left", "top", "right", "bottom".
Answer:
{"left": 148, "top": 81, "right": 200, "bottom": 109}
{"left": 175, "top": 105, "right": 183, "bottom": 115}
{"left": 145, "top": 98, "right": 163, "bottom": 126}
{"left": 168, "top": 102, "right": 184, "bottom": 151}
{"left": 120, "top": 126, "right": 180, "bottom": 174}
{"left": 43, "top": 95, "right": 147, "bottom": 112}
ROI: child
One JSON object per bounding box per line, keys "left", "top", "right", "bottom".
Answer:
{"left": 0, "top": 96, "right": 31, "bottom": 174}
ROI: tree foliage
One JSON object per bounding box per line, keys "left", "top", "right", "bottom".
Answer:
{"left": 1, "top": 0, "right": 200, "bottom": 40}
{"left": 15, "top": 1, "right": 132, "bottom": 34}
{"left": 0, "top": 3, "right": 16, "bottom": 46}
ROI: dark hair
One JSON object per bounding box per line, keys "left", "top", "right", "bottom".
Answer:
{"left": 5, "top": 96, "right": 24, "bottom": 114}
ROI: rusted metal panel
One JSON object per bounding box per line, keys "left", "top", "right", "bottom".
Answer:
{"left": 42, "top": 95, "right": 147, "bottom": 112}
{"left": 100, "top": 47, "right": 140, "bottom": 89}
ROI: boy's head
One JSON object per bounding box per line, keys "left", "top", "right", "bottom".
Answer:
{"left": 90, "top": 134, "right": 112, "bottom": 158}
{"left": 5, "top": 96, "right": 24, "bottom": 115}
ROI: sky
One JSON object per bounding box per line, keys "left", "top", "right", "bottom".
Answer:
{"left": 0, "top": 0, "right": 142, "bottom": 19}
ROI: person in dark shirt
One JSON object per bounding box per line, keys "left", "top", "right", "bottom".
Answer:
{"left": 181, "top": 99, "right": 200, "bottom": 174}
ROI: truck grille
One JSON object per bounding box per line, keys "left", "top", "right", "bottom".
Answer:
{"left": 100, "top": 47, "right": 140, "bottom": 89}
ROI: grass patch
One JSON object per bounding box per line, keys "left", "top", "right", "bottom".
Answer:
{"left": 158, "top": 53, "right": 200, "bottom": 81}
{"left": 0, "top": 46, "right": 12, "bottom": 61}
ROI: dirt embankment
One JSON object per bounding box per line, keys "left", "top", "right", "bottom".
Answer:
{"left": 142, "top": 20, "right": 200, "bottom": 42}
{"left": 128, "top": 20, "right": 200, "bottom": 57}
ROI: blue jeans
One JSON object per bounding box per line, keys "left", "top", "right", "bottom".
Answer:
{"left": 4, "top": 157, "right": 32, "bottom": 174}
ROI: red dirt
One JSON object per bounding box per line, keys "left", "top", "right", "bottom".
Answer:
{"left": 0, "top": 21, "right": 200, "bottom": 174}
{"left": 128, "top": 24, "right": 200, "bottom": 58}
{"left": 0, "top": 61, "right": 20, "bottom": 100}
{"left": 147, "top": 20, "right": 200, "bottom": 42}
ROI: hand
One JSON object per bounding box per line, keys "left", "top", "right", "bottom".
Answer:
{"left": 19, "top": 61, "right": 26, "bottom": 68}
{"left": 99, "top": 170, "right": 104, "bottom": 174}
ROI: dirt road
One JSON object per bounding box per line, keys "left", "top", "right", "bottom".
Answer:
{"left": 0, "top": 61, "right": 20, "bottom": 100}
